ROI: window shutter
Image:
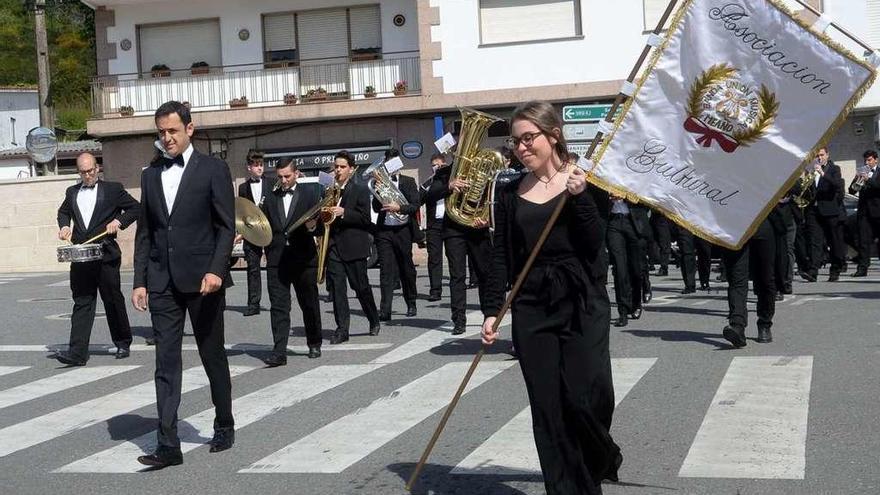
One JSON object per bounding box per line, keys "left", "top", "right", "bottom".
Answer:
{"left": 139, "top": 19, "right": 221, "bottom": 72}
{"left": 349, "top": 5, "right": 382, "bottom": 50}
{"left": 264, "top": 14, "right": 296, "bottom": 51}
{"left": 479, "top": 0, "right": 579, "bottom": 45}
{"left": 867, "top": 0, "right": 880, "bottom": 49}
{"left": 297, "top": 9, "right": 349, "bottom": 61}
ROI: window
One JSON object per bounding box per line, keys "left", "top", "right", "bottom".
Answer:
{"left": 479, "top": 0, "right": 581, "bottom": 46}
{"left": 138, "top": 19, "right": 221, "bottom": 74}
{"left": 263, "top": 13, "right": 297, "bottom": 65}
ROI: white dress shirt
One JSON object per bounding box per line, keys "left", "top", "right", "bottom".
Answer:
{"left": 161, "top": 144, "right": 194, "bottom": 213}
{"left": 77, "top": 182, "right": 98, "bottom": 229}
{"left": 282, "top": 183, "right": 297, "bottom": 217}
{"left": 611, "top": 199, "right": 631, "bottom": 215}
{"left": 249, "top": 178, "right": 263, "bottom": 206}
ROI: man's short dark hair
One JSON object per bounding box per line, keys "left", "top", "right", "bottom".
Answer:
{"left": 155, "top": 101, "right": 192, "bottom": 126}
{"left": 276, "top": 158, "right": 296, "bottom": 171}
{"left": 864, "top": 149, "right": 878, "bottom": 160}
{"left": 247, "top": 150, "right": 264, "bottom": 164}
{"left": 335, "top": 150, "right": 355, "bottom": 167}
{"left": 430, "top": 152, "right": 445, "bottom": 162}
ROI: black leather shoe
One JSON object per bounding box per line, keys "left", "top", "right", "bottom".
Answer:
{"left": 243, "top": 306, "right": 260, "bottom": 316}
{"left": 628, "top": 308, "right": 643, "bottom": 320}
{"left": 262, "top": 353, "right": 287, "bottom": 367}
{"left": 369, "top": 324, "right": 381, "bottom": 336}
{"left": 681, "top": 287, "right": 696, "bottom": 295}
{"left": 378, "top": 312, "right": 392, "bottom": 322}
{"left": 756, "top": 326, "right": 773, "bottom": 343}
{"left": 798, "top": 271, "right": 816, "bottom": 282}
{"left": 406, "top": 304, "right": 417, "bottom": 317}
{"left": 466, "top": 282, "right": 479, "bottom": 289}
{"left": 451, "top": 323, "right": 466, "bottom": 335}
{"left": 852, "top": 269, "right": 868, "bottom": 277}
{"left": 54, "top": 351, "right": 86, "bottom": 366}
{"left": 700, "top": 282, "right": 711, "bottom": 291}
{"left": 426, "top": 292, "right": 441, "bottom": 302}
{"left": 115, "top": 347, "right": 130, "bottom": 359}
{"left": 144, "top": 336, "right": 156, "bottom": 346}
{"left": 657, "top": 267, "right": 669, "bottom": 276}
{"left": 307, "top": 346, "right": 321, "bottom": 359}
{"left": 614, "top": 315, "right": 628, "bottom": 327}
{"left": 828, "top": 272, "right": 839, "bottom": 282}
{"left": 330, "top": 330, "right": 349, "bottom": 344}
{"left": 722, "top": 325, "right": 747, "bottom": 348}
{"left": 137, "top": 447, "right": 183, "bottom": 468}
{"left": 775, "top": 293, "right": 784, "bottom": 302}
{"left": 642, "top": 290, "right": 652, "bottom": 304}
{"left": 209, "top": 428, "right": 234, "bottom": 453}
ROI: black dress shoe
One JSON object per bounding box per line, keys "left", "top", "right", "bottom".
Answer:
{"left": 466, "top": 282, "right": 479, "bottom": 289}
{"left": 642, "top": 290, "right": 653, "bottom": 304}
{"left": 628, "top": 308, "right": 643, "bottom": 320}
{"left": 798, "top": 271, "right": 816, "bottom": 282}
{"left": 722, "top": 325, "right": 747, "bottom": 348}
{"left": 307, "top": 346, "right": 322, "bottom": 359}
{"left": 209, "top": 428, "right": 234, "bottom": 453}
{"left": 756, "top": 326, "right": 773, "bottom": 343}
{"left": 378, "top": 312, "right": 392, "bottom": 322}
{"left": 406, "top": 304, "right": 417, "bottom": 317}
{"left": 614, "top": 315, "right": 628, "bottom": 327}
{"left": 681, "top": 287, "right": 696, "bottom": 295}
{"left": 657, "top": 267, "right": 669, "bottom": 276}
{"left": 369, "top": 324, "right": 381, "bottom": 336}
{"left": 783, "top": 286, "right": 793, "bottom": 295}
{"left": 330, "top": 330, "right": 349, "bottom": 344}
{"left": 262, "top": 353, "right": 287, "bottom": 367}
{"left": 137, "top": 447, "right": 183, "bottom": 468}
{"left": 851, "top": 269, "right": 868, "bottom": 278}
{"left": 451, "top": 323, "right": 466, "bottom": 335}
{"left": 828, "top": 272, "right": 839, "bottom": 282}
{"left": 115, "top": 347, "right": 130, "bottom": 359}
{"left": 144, "top": 336, "right": 156, "bottom": 346}
{"left": 426, "top": 292, "right": 441, "bottom": 302}
{"left": 243, "top": 306, "right": 260, "bottom": 316}
{"left": 54, "top": 351, "right": 86, "bottom": 366}
{"left": 700, "top": 282, "right": 711, "bottom": 291}
{"left": 775, "top": 293, "right": 784, "bottom": 302}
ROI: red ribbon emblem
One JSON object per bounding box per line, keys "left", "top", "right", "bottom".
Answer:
{"left": 684, "top": 116, "right": 740, "bottom": 153}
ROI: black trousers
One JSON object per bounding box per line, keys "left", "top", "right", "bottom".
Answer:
{"left": 444, "top": 232, "right": 490, "bottom": 325}
{"left": 649, "top": 213, "right": 671, "bottom": 271}
{"left": 722, "top": 230, "right": 776, "bottom": 330}
{"left": 376, "top": 225, "right": 418, "bottom": 313}
{"left": 678, "top": 230, "right": 711, "bottom": 289}
{"left": 326, "top": 245, "right": 379, "bottom": 333}
{"left": 149, "top": 285, "right": 233, "bottom": 449}
{"left": 793, "top": 208, "right": 811, "bottom": 272}
{"left": 426, "top": 222, "right": 444, "bottom": 296}
{"left": 805, "top": 207, "right": 845, "bottom": 275}
{"left": 68, "top": 258, "right": 132, "bottom": 362}
{"left": 267, "top": 257, "right": 322, "bottom": 352}
{"left": 607, "top": 215, "right": 644, "bottom": 316}
{"left": 856, "top": 214, "right": 880, "bottom": 270}
{"left": 243, "top": 242, "right": 263, "bottom": 309}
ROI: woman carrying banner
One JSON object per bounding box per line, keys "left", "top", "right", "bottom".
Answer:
{"left": 481, "top": 101, "right": 620, "bottom": 494}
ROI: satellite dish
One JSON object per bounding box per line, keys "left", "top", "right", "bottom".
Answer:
{"left": 26, "top": 127, "right": 58, "bottom": 163}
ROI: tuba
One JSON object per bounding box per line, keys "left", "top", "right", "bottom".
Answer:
{"left": 363, "top": 157, "right": 409, "bottom": 223}
{"left": 286, "top": 179, "right": 342, "bottom": 284}
{"left": 446, "top": 107, "right": 507, "bottom": 227}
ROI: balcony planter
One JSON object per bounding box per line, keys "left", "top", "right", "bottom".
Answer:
{"left": 364, "top": 86, "right": 377, "bottom": 98}
{"left": 150, "top": 64, "right": 171, "bottom": 78}
{"left": 229, "top": 96, "right": 249, "bottom": 109}
{"left": 283, "top": 93, "right": 298, "bottom": 105}
{"left": 304, "top": 88, "right": 328, "bottom": 103}
{"left": 119, "top": 106, "right": 134, "bottom": 117}
{"left": 190, "top": 61, "right": 210, "bottom": 75}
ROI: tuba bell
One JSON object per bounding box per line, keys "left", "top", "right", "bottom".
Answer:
{"left": 363, "top": 157, "right": 410, "bottom": 223}
{"left": 446, "top": 107, "right": 507, "bottom": 227}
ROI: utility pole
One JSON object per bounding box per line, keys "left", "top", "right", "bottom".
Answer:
{"left": 33, "top": 0, "right": 56, "bottom": 175}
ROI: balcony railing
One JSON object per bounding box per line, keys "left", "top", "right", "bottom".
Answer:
{"left": 90, "top": 52, "right": 421, "bottom": 118}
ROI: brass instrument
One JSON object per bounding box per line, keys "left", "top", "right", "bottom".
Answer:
{"left": 851, "top": 169, "right": 869, "bottom": 194}
{"left": 286, "top": 182, "right": 342, "bottom": 284}
{"left": 793, "top": 169, "right": 817, "bottom": 209}
{"left": 363, "top": 158, "right": 409, "bottom": 223}
{"left": 446, "top": 107, "right": 507, "bottom": 227}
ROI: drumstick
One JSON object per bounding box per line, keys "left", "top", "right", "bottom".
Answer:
{"left": 82, "top": 230, "right": 110, "bottom": 245}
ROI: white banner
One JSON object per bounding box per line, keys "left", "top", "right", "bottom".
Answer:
{"left": 591, "top": 0, "right": 875, "bottom": 248}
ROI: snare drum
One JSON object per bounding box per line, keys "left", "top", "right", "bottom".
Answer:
{"left": 56, "top": 244, "right": 103, "bottom": 263}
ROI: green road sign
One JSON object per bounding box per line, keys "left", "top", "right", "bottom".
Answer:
{"left": 562, "top": 104, "right": 613, "bottom": 122}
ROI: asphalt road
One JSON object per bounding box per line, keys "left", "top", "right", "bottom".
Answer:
{"left": 0, "top": 262, "right": 878, "bottom": 495}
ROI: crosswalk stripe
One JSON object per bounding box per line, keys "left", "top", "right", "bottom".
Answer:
{"left": 0, "top": 366, "right": 140, "bottom": 411}
{"left": 56, "top": 364, "right": 382, "bottom": 473}
{"left": 0, "top": 343, "right": 391, "bottom": 353}
{"left": 0, "top": 366, "right": 30, "bottom": 377}
{"left": 678, "top": 356, "right": 813, "bottom": 479}
{"left": 0, "top": 365, "right": 254, "bottom": 458}
{"left": 451, "top": 357, "right": 658, "bottom": 475}
{"left": 241, "top": 360, "right": 517, "bottom": 473}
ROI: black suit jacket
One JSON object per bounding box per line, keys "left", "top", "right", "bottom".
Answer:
{"left": 813, "top": 161, "right": 845, "bottom": 218}
{"left": 261, "top": 183, "right": 322, "bottom": 267}
{"left": 614, "top": 201, "right": 649, "bottom": 238}
{"left": 330, "top": 181, "right": 374, "bottom": 261}
{"left": 57, "top": 180, "right": 140, "bottom": 261}
{"left": 373, "top": 174, "right": 421, "bottom": 226}
{"left": 133, "top": 150, "right": 235, "bottom": 293}
{"left": 851, "top": 167, "right": 880, "bottom": 219}
{"left": 421, "top": 169, "right": 446, "bottom": 228}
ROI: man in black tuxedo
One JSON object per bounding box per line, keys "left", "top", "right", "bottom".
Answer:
{"left": 132, "top": 101, "right": 235, "bottom": 468}
{"left": 237, "top": 150, "right": 271, "bottom": 316}
{"left": 325, "top": 150, "right": 381, "bottom": 344}
{"left": 421, "top": 153, "right": 447, "bottom": 301}
{"left": 850, "top": 149, "right": 880, "bottom": 277}
{"left": 372, "top": 159, "right": 420, "bottom": 321}
{"left": 55, "top": 153, "right": 139, "bottom": 366}
{"left": 606, "top": 196, "right": 649, "bottom": 327}
{"left": 803, "top": 147, "right": 847, "bottom": 282}
{"left": 260, "top": 159, "right": 323, "bottom": 365}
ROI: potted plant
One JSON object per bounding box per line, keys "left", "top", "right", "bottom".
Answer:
{"left": 150, "top": 64, "right": 171, "bottom": 78}
{"left": 283, "top": 92, "right": 298, "bottom": 105}
{"left": 119, "top": 105, "right": 134, "bottom": 117}
{"left": 229, "top": 96, "right": 249, "bottom": 108}
{"left": 393, "top": 80, "right": 407, "bottom": 96}
{"left": 190, "top": 61, "right": 210, "bottom": 75}
{"left": 364, "top": 85, "right": 377, "bottom": 98}
{"left": 304, "top": 87, "right": 328, "bottom": 102}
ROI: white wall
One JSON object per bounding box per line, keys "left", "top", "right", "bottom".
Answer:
{"left": 106, "top": 0, "right": 419, "bottom": 76}
{"left": 0, "top": 91, "right": 39, "bottom": 150}
{"left": 0, "top": 158, "right": 32, "bottom": 179}
{"left": 824, "top": 0, "right": 879, "bottom": 109}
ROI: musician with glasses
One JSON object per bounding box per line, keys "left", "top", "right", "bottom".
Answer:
{"left": 237, "top": 150, "right": 272, "bottom": 316}
{"left": 55, "top": 152, "right": 140, "bottom": 366}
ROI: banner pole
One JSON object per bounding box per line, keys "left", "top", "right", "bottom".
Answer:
{"left": 403, "top": 0, "right": 682, "bottom": 491}
{"left": 791, "top": 0, "right": 876, "bottom": 53}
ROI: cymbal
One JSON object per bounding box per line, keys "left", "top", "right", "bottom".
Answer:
{"left": 235, "top": 197, "right": 272, "bottom": 247}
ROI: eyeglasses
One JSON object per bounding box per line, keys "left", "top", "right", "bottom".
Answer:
{"left": 78, "top": 167, "right": 98, "bottom": 176}
{"left": 505, "top": 131, "right": 543, "bottom": 149}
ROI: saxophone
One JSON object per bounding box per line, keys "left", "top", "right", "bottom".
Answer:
{"left": 446, "top": 107, "right": 507, "bottom": 227}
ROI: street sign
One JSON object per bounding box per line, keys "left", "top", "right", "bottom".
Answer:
{"left": 562, "top": 104, "right": 613, "bottom": 122}
{"left": 568, "top": 142, "right": 592, "bottom": 158}
{"left": 563, "top": 123, "right": 599, "bottom": 141}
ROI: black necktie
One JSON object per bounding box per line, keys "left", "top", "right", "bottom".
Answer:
{"left": 164, "top": 155, "right": 184, "bottom": 168}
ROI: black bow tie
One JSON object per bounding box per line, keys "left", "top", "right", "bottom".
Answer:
{"left": 283, "top": 188, "right": 295, "bottom": 195}
{"left": 250, "top": 178, "right": 262, "bottom": 184}
{"left": 81, "top": 184, "right": 96, "bottom": 190}
{"left": 164, "top": 155, "right": 185, "bottom": 168}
